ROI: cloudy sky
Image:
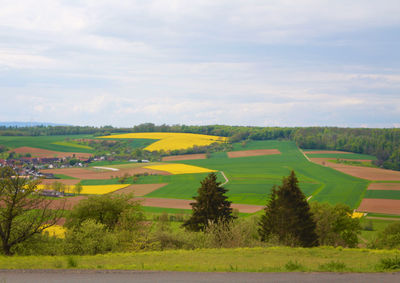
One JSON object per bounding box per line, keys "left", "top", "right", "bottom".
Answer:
{"left": 0, "top": 0, "right": 399, "bottom": 127}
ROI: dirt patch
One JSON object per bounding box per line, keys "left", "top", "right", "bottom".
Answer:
{"left": 136, "top": 197, "right": 264, "bottom": 213}
{"left": 304, "top": 150, "right": 351, "bottom": 154}
{"left": 367, "top": 183, "right": 400, "bottom": 191}
{"left": 227, "top": 149, "right": 281, "bottom": 158}
{"left": 162, "top": 154, "right": 207, "bottom": 161}
{"left": 357, "top": 199, "right": 400, "bottom": 215}
{"left": 40, "top": 179, "right": 80, "bottom": 186}
{"left": 48, "top": 195, "right": 264, "bottom": 213}
{"left": 310, "top": 158, "right": 400, "bottom": 181}
{"left": 9, "top": 146, "right": 92, "bottom": 159}
{"left": 113, "top": 183, "right": 168, "bottom": 197}
{"left": 41, "top": 167, "right": 170, "bottom": 180}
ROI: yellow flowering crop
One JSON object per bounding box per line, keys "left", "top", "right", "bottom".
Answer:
{"left": 42, "top": 225, "right": 66, "bottom": 238}
{"left": 80, "top": 184, "right": 130, "bottom": 195}
{"left": 144, "top": 163, "right": 216, "bottom": 175}
{"left": 37, "top": 184, "right": 129, "bottom": 194}
{"left": 99, "top": 132, "right": 227, "bottom": 151}
{"left": 351, "top": 212, "right": 364, "bottom": 218}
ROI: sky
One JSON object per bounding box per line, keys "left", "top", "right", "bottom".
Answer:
{"left": 0, "top": 0, "right": 399, "bottom": 128}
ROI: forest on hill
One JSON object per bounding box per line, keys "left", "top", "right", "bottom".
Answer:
{"left": 0, "top": 123, "right": 399, "bottom": 170}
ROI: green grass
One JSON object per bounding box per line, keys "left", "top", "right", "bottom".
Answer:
{"left": 52, "top": 141, "right": 93, "bottom": 150}
{"left": 54, "top": 174, "right": 79, "bottom": 180}
{"left": 129, "top": 138, "right": 159, "bottom": 149}
{"left": 360, "top": 218, "right": 399, "bottom": 242}
{"left": 366, "top": 213, "right": 400, "bottom": 219}
{"left": 80, "top": 179, "right": 122, "bottom": 186}
{"left": 364, "top": 190, "right": 400, "bottom": 200}
{"left": 0, "top": 135, "right": 94, "bottom": 153}
{"left": 89, "top": 160, "right": 135, "bottom": 167}
{"left": 1, "top": 247, "right": 399, "bottom": 272}
{"left": 328, "top": 159, "right": 377, "bottom": 168}
{"left": 306, "top": 153, "right": 377, "bottom": 160}
{"left": 142, "top": 206, "right": 192, "bottom": 214}
{"left": 148, "top": 140, "right": 368, "bottom": 208}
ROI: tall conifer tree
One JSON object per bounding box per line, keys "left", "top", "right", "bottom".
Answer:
{"left": 259, "top": 171, "right": 318, "bottom": 247}
{"left": 183, "top": 173, "right": 235, "bottom": 231}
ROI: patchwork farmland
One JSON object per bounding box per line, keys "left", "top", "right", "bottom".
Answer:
{"left": 2, "top": 132, "right": 400, "bottom": 215}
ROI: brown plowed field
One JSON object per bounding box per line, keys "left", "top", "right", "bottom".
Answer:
{"left": 357, "top": 199, "right": 400, "bottom": 215}
{"left": 41, "top": 167, "right": 170, "bottom": 179}
{"left": 48, "top": 196, "right": 264, "bottom": 213}
{"left": 310, "top": 158, "right": 400, "bottom": 181}
{"left": 113, "top": 183, "right": 168, "bottom": 196}
{"left": 162, "top": 154, "right": 207, "bottom": 161}
{"left": 227, "top": 149, "right": 281, "bottom": 158}
{"left": 136, "top": 197, "right": 264, "bottom": 213}
{"left": 40, "top": 179, "right": 80, "bottom": 186}
{"left": 304, "top": 150, "right": 351, "bottom": 154}
{"left": 367, "top": 183, "right": 400, "bottom": 191}
{"left": 9, "top": 147, "right": 92, "bottom": 159}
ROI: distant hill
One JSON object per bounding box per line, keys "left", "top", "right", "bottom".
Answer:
{"left": 0, "top": 122, "right": 71, "bottom": 127}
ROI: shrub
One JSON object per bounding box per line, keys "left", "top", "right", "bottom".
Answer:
{"left": 379, "top": 256, "right": 400, "bottom": 270}
{"left": 285, "top": 260, "right": 304, "bottom": 271}
{"left": 64, "top": 220, "right": 118, "bottom": 255}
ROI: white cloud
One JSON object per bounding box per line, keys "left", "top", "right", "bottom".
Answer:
{"left": 0, "top": 0, "right": 399, "bottom": 127}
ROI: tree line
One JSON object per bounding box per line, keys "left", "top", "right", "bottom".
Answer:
{"left": 1, "top": 124, "right": 399, "bottom": 170}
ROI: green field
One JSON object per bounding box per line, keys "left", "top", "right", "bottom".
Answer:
{"left": 0, "top": 135, "right": 94, "bottom": 153}
{"left": 1, "top": 247, "right": 399, "bottom": 272}
{"left": 364, "top": 190, "right": 400, "bottom": 200}
{"left": 141, "top": 140, "right": 368, "bottom": 208}
{"left": 305, "top": 152, "right": 377, "bottom": 160}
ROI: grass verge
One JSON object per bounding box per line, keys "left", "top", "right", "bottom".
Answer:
{"left": 1, "top": 247, "right": 399, "bottom": 272}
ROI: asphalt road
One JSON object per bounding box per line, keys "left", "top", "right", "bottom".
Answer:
{"left": 0, "top": 270, "right": 399, "bottom": 283}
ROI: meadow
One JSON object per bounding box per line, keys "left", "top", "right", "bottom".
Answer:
{"left": 0, "top": 135, "right": 94, "bottom": 153}
{"left": 139, "top": 140, "right": 368, "bottom": 208}
{"left": 1, "top": 247, "right": 399, "bottom": 272}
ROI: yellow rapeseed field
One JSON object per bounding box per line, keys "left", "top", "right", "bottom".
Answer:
{"left": 42, "top": 225, "right": 66, "bottom": 238}
{"left": 144, "top": 163, "right": 216, "bottom": 175}
{"left": 99, "top": 132, "right": 227, "bottom": 151}
{"left": 37, "top": 184, "right": 129, "bottom": 194}
{"left": 80, "top": 184, "right": 130, "bottom": 194}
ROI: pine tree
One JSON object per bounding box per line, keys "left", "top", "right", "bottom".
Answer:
{"left": 258, "top": 171, "right": 318, "bottom": 247}
{"left": 183, "top": 173, "right": 235, "bottom": 231}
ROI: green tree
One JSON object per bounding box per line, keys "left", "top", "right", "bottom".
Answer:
{"left": 183, "top": 173, "right": 235, "bottom": 231}
{"left": 64, "top": 219, "right": 118, "bottom": 255}
{"left": 65, "top": 194, "right": 143, "bottom": 231}
{"left": 310, "top": 202, "right": 361, "bottom": 248}
{"left": 258, "top": 171, "right": 318, "bottom": 247}
{"left": 375, "top": 222, "right": 400, "bottom": 249}
{"left": 73, "top": 182, "right": 83, "bottom": 195}
{"left": 0, "top": 167, "right": 64, "bottom": 255}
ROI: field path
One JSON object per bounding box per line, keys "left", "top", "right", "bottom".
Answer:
{"left": 220, "top": 171, "right": 229, "bottom": 186}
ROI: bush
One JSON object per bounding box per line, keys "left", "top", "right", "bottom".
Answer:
{"left": 64, "top": 220, "right": 118, "bottom": 255}
{"left": 375, "top": 223, "right": 400, "bottom": 249}
{"left": 378, "top": 256, "right": 400, "bottom": 270}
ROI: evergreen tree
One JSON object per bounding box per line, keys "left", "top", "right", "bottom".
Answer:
{"left": 258, "top": 171, "right": 318, "bottom": 247}
{"left": 183, "top": 173, "right": 235, "bottom": 231}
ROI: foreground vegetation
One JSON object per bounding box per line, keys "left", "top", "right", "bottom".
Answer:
{"left": 0, "top": 247, "right": 399, "bottom": 272}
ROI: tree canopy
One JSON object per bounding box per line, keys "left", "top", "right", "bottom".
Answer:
{"left": 0, "top": 166, "right": 64, "bottom": 255}
{"left": 258, "top": 171, "right": 318, "bottom": 247}
{"left": 183, "top": 173, "right": 235, "bottom": 231}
